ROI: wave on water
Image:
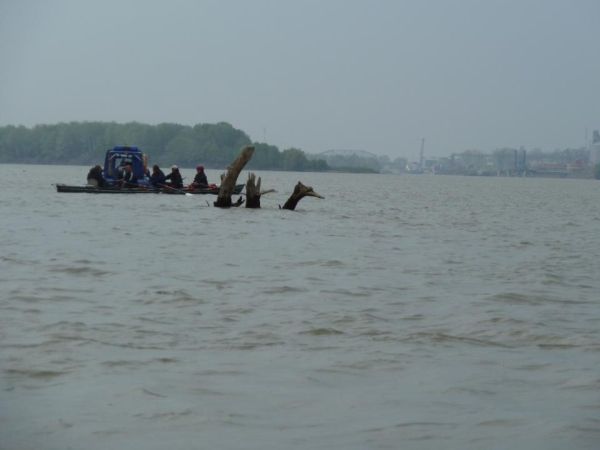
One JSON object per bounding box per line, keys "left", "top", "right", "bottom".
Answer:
{"left": 5, "top": 369, "right": 70, "bottom": 379}
{"left": 299, "top": 328, "right": 344, "bottom": 336}
{"left": 262, "top": 286, "right": 307, "bottom": 294}
{"left": 47, "top": 266, "right": 112, "bottom": 276}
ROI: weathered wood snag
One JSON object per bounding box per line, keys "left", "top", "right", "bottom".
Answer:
{"left": 281, "top": 182, "right": 324, "bottom": 211}
{"left": 245, "top": 172, "right": 276, "bottom": 208}
{"left": 245, "top": 173, "right": 262, "bottom": 208}
{"left": 214, "top": 146, "right": 254, "bottom": 207}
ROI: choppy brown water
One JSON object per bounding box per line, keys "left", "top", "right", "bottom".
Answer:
{"left": 1, "top": 164, "right": 599, "bottom": 450}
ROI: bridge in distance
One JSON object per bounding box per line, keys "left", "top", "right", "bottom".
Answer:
{"left": 317, "top": 149, "right": 378, "bottom": 158}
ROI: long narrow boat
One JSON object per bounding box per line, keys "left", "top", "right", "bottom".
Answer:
{"left": 55, "top": 183, "right": 244, "bottom": 195}
{"left": 55, "top": 145, "right": 244, "bottom": 195}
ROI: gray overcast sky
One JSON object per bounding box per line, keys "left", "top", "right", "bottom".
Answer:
{"left": 1, "top": 0, "right": 598, "bottom": 159}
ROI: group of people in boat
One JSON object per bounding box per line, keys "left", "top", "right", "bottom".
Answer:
{"left": 86, "top": 164, "right": 210, "bottom": 190}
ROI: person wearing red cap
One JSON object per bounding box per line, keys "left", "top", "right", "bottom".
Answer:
{"left": 192, "top": 165, "right": 208, "bottom": 189}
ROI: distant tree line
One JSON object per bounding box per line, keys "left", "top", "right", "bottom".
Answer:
{"left": 306, "top": 152, "right": 387, "bottom": 172}
{"left": 0, "top": 121, "right": 330, "bottom": 172}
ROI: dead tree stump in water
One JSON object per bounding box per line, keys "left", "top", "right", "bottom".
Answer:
{"left": 245, "top": 172, "right": 276, "bottom": 208}
{"left": 281, "top": 182, "right": 324, "bottom": 211}
{"left": 245, "top": 173, "right": 262, "bottom": 208}
{"left": 214, "top": 146, "right": 254, "bottom": 208}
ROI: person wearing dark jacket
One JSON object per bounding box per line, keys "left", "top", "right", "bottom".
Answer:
{"left": 192, "top": 165, "right": 208, "bottom": 188}
{"left": 149, "top": 165, "right": 166, "bottom": 187}
{"left": 87, "top": 165, "right": 106, "bottom": 187}
{"left": 165, "top": 165, "right": 183, "bottom": 189}
{"left": 121, "top": 164, "right": 138, "bottom": 188}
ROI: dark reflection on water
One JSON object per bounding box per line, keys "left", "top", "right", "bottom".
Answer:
{"left": 1, "top": 164, "right": 600, "bottom": 450}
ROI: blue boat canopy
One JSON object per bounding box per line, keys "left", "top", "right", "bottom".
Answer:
{"left": 112, "top": 146, "right": 140, "bottom": 152}
{"left": 103, "top": 146, "right": 150, "bottom": 185}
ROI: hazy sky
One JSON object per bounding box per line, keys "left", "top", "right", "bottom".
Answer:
{"left": 1, "top": 0, "right": 598, "bottom": 159}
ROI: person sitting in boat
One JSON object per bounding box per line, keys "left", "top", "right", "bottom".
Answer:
{"left": 149, "top": 164, "right": 166, "bottom": 187}
{"left": 120, "top": 164, "right": 138, "bottom": 188}
{"left": 191, "top": 165, "right": 208, "bottom": 189}
{"left": 165, "top": 165, "right": 183, "bottom": 189}
{"left": 116, "top": 160, "right": 130, "bottom": 180}
{"left": 87, "top": 165, "right": 106, "bottom": 187}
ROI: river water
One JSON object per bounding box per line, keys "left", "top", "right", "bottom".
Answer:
{"left": 1, "top": 164, "right": 599, "bottom": 450}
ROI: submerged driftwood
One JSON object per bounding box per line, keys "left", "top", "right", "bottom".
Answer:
{"left": 212, "top": 147, "right": 323, "bottom": 210}
{"left": 214, "top": 146, "right": 254, "bottom": 207}
{"left": 245, "top": 172, "right": 276, "bottom": 208}
{"left": 281, "top": 182, "right": 324, "bottom": 211}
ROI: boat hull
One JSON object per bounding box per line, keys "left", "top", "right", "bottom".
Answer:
{"left": 55, "top": 184, "right": 244, "bottom": 195}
